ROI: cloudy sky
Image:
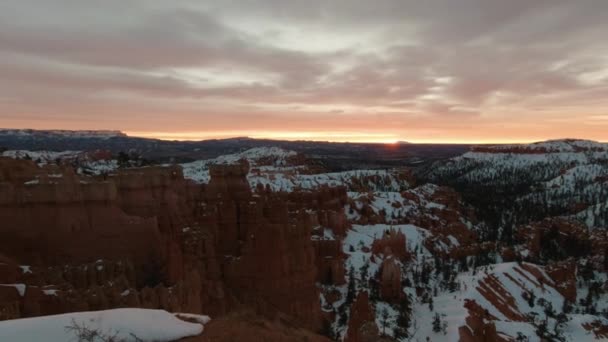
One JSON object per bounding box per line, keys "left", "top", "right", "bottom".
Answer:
{"left": 1, "top": 0, "right": 608, "bottom": 143}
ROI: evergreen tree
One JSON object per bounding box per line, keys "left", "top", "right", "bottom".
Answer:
{"left": 380, "top": 308, "right": 390, "bottom": 336}
{"left": 369, "top": 269, "right": 381, "bottom": 302}
{"left": 346, "top": 265, "right": 356, "bottom": 304}
{"left": 432, "top": 313, "right": 442, "bottom": 333}
{"left": 338, "top": 306, "right": 348, "bottom": 326}
{"left": 535, "top": 319, "right": 548, "bottom": 339}
{"left": 359, "top": 262, "right": 370, "bottom": 288}
{"left": 526, "top": 291, "right": 536, "bottom": 308}
{"left": 393, "top": 296, "right": 411, "bottom": 339}
{"left": 117, "top": 151, "right": 130, "bottom": 167}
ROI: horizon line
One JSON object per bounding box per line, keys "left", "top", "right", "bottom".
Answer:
{"left": 1, "top": 128, "right": 604, "bottom": 145}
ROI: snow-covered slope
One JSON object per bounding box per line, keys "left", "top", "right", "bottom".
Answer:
{"left": 328, "top": 217, "right": 608, "bottom": 341}
{"left": 2, "top": 150, "right": 83, "bottom": 163}
{"left": 182, "top": 147, "right": 410, "bottom": 192}
{"left": 2, "top": 150, "right": 119, "bottom": 176}
{"left": 0, "top": 309, "right": 208, "bottom": 342}
{"left": 414, "top": 262, "right": 605, "bottom": 341}
{"left": 425, "top": 139, "right": 608, "bottom": 230}
{"left": 474, "top": 139, "right": 608, "bottom": 153}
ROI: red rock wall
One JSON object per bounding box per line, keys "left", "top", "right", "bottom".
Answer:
{"left": 0, "top": 157, "right": 332, "bottom": 335}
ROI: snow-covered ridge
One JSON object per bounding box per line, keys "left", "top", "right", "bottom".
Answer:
{"left": 216, "top": 146, "right": 297, "bottom": 162}
{"left": 182, "top": 147, "right": 297, "bottom": 171}
{"left": 2, "top": 150, "right": 82, "bottom": 162}
{"left": 2, "top": 150, "right": 119, "bottom": 177}
{"left": 425, "top": 262, "right": 604, "bottom": 341}
{"left": 427, "top": 139, "right": 608, "bottom": 229}
{"left": 472, "top": 139, "right": 608, "bottom": 154}
{"left": 0, "top": 129, "right": 127, "bottom": 139}
{"left": 0, "top": 309, "right": 207, "bottom": 342}
{"left": 181, "top": 147, "right": 410, "bottom": 192}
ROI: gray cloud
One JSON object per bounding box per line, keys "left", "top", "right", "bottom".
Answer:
{"left": 0, "top": 0, "right": 607, "bottom": 141}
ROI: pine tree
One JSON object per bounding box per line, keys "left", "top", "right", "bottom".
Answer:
{"left": 526, "top": 291, "right": 535, "bottom": 308}
{"left": 393, "top": 296, "right": 411, "bottom": 339}
{"left": 369, "top": 269, "right": 381, "bottom": 302}
{"left": 380, "top": 308, "right": 390, "bottom": 336}
{"left": 535, "top": 319, "right": 548, "bottom": 339}
{"left": 359, "top": 262, "right": 370, "bottom": 288}
{"left": 346, "top": 265, "right": 356, "bottom": 304}
{"left": 338, "top": 306, "right": 348, "bottom": 326}
{"left": 432, "top": 313, "right": 442, "bottom": 333}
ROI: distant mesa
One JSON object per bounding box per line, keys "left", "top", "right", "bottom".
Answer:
{"left": 0, "top": 128, "right": 127, "bottom": 139}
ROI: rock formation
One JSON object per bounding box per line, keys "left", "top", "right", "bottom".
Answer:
{"left": 345, "top": 292, "right": 378, "bottom": 342}
{"left": 0, "top": 156, "right": 329, "bottom": 335}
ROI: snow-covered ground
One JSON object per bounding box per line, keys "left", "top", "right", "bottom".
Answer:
{"left": 181, "top": 147, "right": 409, "bottom": 192}
{"left": 0, "top": 309, "right": 207, "bottom": 342}
{"left": 2, "top": 150, "right": 119, "bottom": 176}
{"left": 427, "top": 139, "right": 608, "bottom": 230}
{"left": 2, "top": 150, "right": 82, "bottom": 163}
{"left": 478, "top": 139, "right": 608, "bottom": 153}
{"left": 410, "top": 262, "right": 605, "bottom": 342}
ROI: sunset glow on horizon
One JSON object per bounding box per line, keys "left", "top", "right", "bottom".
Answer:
{"left": 1, "top": 1, "right": 607, "bottom": 143}
{"left": 121, "top": 130, "right": 597, "bottom": 145}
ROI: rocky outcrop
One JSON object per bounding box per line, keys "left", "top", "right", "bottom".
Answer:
{"left": 371, "top": 229, "right": 408, "bottom": 261}
{"left": 459, "top": 300, "right": 503, "bottom": 342}
{"left": 312, "top": 239, "right": 346, "bottom": 285}
{"left": 0, "top": 157, "right": 328, "bottom": 335}
{"left": 545, "top": 261, "right": 577, "bottom": 302}
{"left": 379, "top": 256, "right": 402, "bottom": 303}
{"left": 178, "top": 310, "right": 331, "bottom": 342}
{"left": 345, "top": 292, "right": 378, "bottom": 342}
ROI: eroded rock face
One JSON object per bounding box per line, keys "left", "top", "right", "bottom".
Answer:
{"left": 459, "top": 300, "right": 503, "bottom": 342}
{"left": 0, "top": 157, "right": 329, "bottom": 334}
{"left": 379, "top": 256, "right": 402, "bottom": 303}
{"left": 345, "top": 292, "right": 378, "bottom": 342}
{"left": 372, "top": 229, "right": 408, "bottom": 261}
{"left": 312, "top": 239, "right": 346, "bottom": 285}
{"left": 178, "top": 310, "right": 332, "bottom": 342}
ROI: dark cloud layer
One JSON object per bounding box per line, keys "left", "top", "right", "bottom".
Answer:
{"left": 1, "top": 0, "right": 607, "bottom": 142}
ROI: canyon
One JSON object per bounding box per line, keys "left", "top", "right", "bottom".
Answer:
{"left": 0, "top": 140, "right": 607, "bottom": 341}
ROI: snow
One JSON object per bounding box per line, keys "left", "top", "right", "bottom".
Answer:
{"left": 429, "top": 139, "right": 608, "bottom": 230}
{"left": 312, "top": 227, "right": 336, "bottom": 241}
{"left": 0, "top": 309, "right": 205, "bottom": 342}
{"left": 407, "top": 262, "right": 592, "bottom": 341}
{"left": 2, "top": 150, "right": 82, "bottom": 163}
{"left": 472, "top": 139, "right": 608, "bottom": 153}
{"left": 181, "top": 147, "right": 409, "bottom": 192}
{"left": 2, "top": 150, "right": 119, "bottom": 176}
{"left": 174, "top": 313, "right": 212, "bottom": 325}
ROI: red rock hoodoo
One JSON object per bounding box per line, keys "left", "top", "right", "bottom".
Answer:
{"left": 0, "top": 157, "right": 335, "bottom": 334}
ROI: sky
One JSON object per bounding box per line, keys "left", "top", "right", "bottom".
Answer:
{"left": 1, "top": 0, "right": 608, "bottom": 143}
